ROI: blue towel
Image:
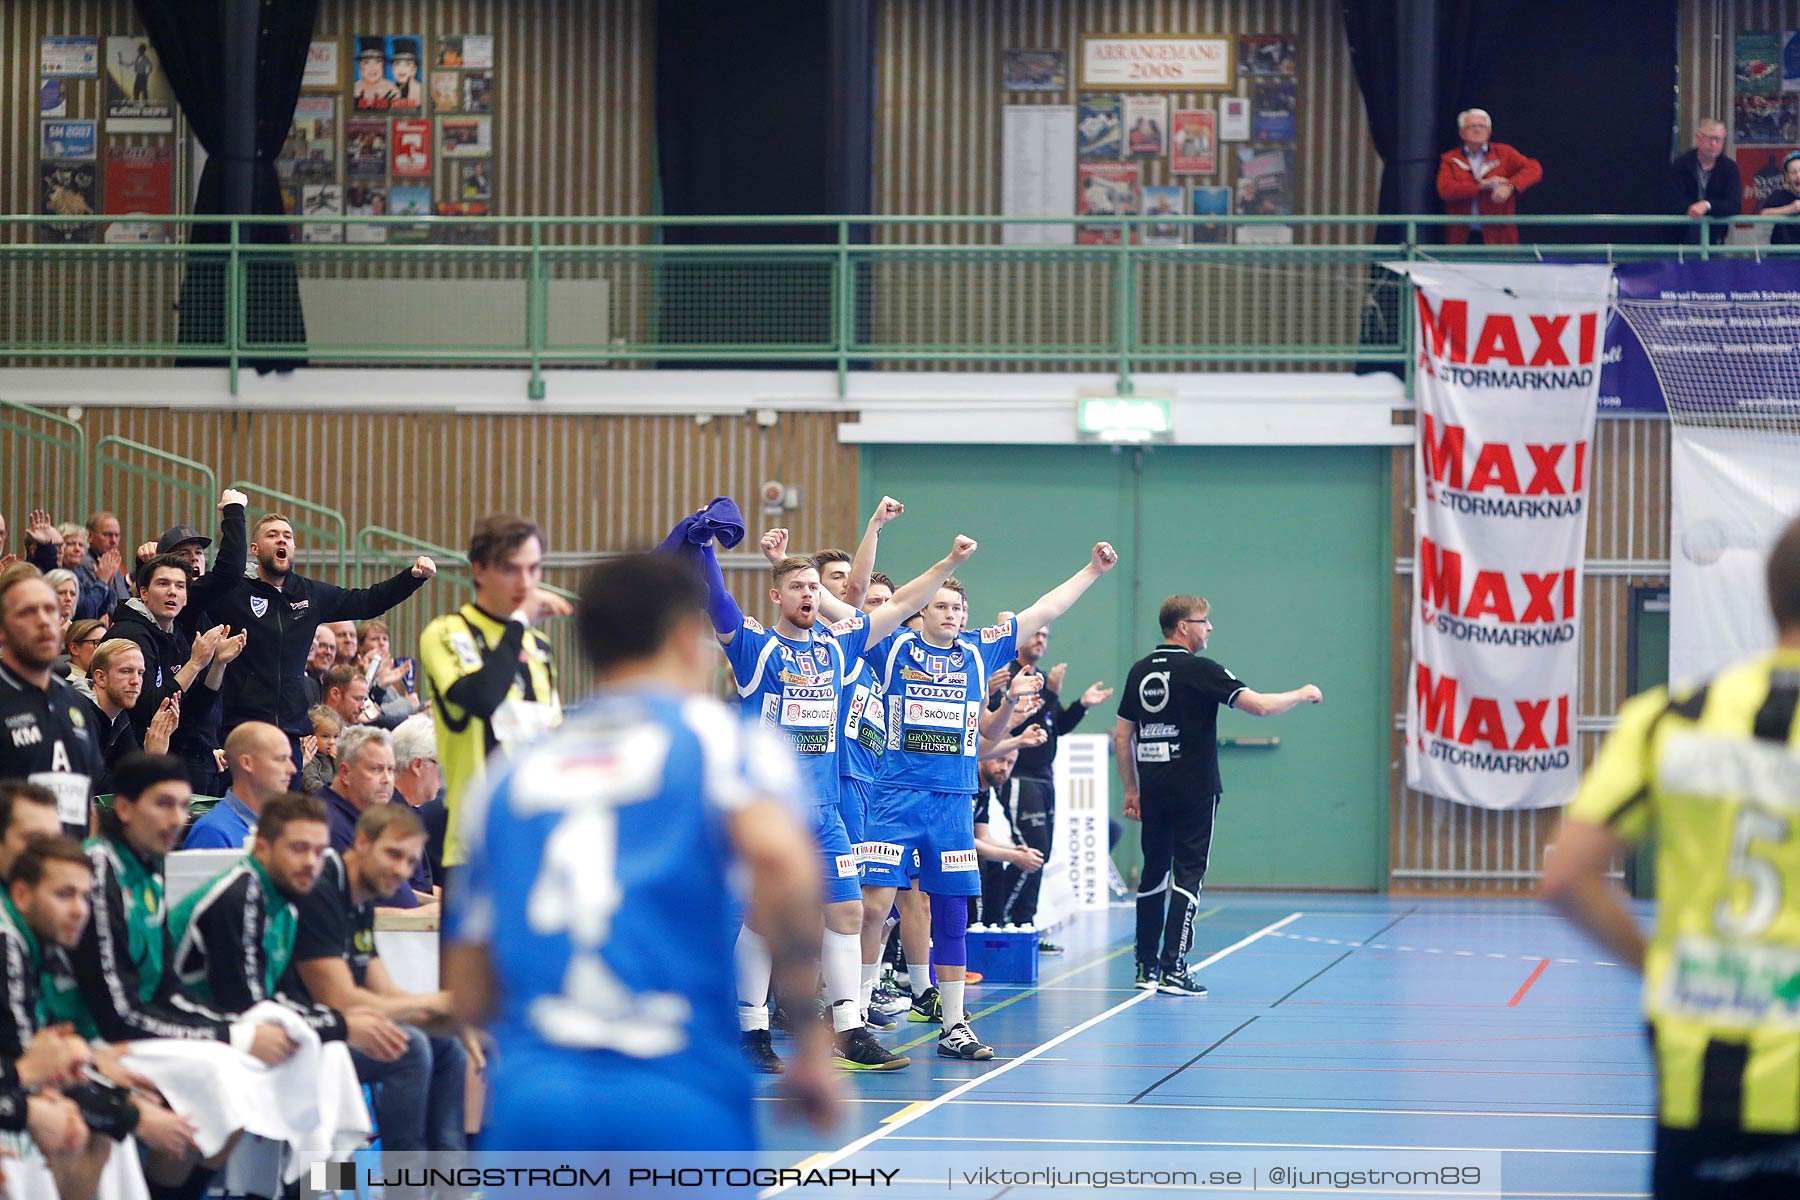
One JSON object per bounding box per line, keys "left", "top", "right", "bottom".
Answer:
{"left": 654, "top": 496, "right": 747, "bottom": 554}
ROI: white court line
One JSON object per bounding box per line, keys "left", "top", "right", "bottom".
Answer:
{"left": 896, "top": 1098, "right": 1654, "bottom": 1121}
{"left": 883, "top": 1134, "right": 1650, "bottom": 1156}
{"left": 759, "top": 911, "right": 1305, "bottom": 1198}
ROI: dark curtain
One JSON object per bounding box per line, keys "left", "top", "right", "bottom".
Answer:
{"left": 653, "top": 0, "right": 874, "bottom": 367}
{"left": 133, "top": 0, "right": 319, "bottom": 370}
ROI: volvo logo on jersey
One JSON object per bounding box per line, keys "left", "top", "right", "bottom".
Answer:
{"left": 1393, "top": 261, "right": 1610, "bottom": 810}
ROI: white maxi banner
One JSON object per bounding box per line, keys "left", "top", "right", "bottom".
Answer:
{"left": 1391, "top": 263, "right": 1614, "bottom": 809}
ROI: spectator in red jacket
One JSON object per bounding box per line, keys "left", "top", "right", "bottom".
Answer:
{"left": 1436, "top": 109, "right": 1544, "bottom": 245}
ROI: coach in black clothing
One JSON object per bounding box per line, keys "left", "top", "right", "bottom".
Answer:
{"left": 1113, "top": 594, "right": 1321, "bottom": 997}
{"left": 1666, "top": 119, "right": 1740, "bottom": 246}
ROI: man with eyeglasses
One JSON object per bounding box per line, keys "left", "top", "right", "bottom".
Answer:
{"left": 1114, "top": 595, "right": 1322, "bottom": 996}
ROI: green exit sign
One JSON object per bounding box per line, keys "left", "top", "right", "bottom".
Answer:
{"left": 1078, "top": 396, "right": 1172, "bottom": 442}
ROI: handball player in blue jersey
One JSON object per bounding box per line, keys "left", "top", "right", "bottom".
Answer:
{"left": 443, "top": 554, "right": 839, "bottom": 1150}
{"left": 708, "top": 522, "right": 977, "bottom": 1073}
{"left": 841, "top": 542, "right": 1119, "bottom": 1061}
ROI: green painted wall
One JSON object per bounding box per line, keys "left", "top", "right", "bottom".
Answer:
{"left": 859, "top": 442, "right": 1389, "bottom": 891}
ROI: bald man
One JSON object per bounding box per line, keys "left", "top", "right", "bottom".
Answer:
{"left": 183, "top": 721, "right": 296, "bottom": 849}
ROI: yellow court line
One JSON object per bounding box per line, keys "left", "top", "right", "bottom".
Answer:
{"left": 879, "top": 1100, "right": 929, "bottom": 1124}
{"left": 886, "top": 906, "right": 1223, "bottom": 1055}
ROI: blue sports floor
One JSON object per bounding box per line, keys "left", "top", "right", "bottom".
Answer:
{"left": 755, "top": 895, "right": 1652, "bottom": 1198}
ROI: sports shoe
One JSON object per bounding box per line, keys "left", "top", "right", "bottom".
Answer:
{"left": 1038, "top": 941, "right": 1064, "bottom": 956}
{"left": 1156, "top": 968, "right": 1208, "bottom": 997}
{"left": 870, "top": 985, "right": 910, "bottom": 1017}
{"left": 964, "top": 970, "right": 983, "bottom": 985}
{"left": 863, "top": 1007, "right": 898, "bottom": 1032}
{"left": 834, "top": 1027, "right": 911, "bottom": 1072}
{"left": 907, "top": 986, "right": 942, "bottom": 1024}
{"left": 740, "top": 1030, "right": 784, "bottom": 1074}
{"left": 936, "top": 1021, "right": 994, "bottom": 1060}
{"left": 1133, "top": 963, "right": 1160, "bottom": 990}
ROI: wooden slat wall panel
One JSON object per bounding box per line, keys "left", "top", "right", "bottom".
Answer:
{"left": 1387, "top": 417, "right": 1672, "bottom": 893}
{"left": 871, "top": 0, "right": 1384, "bottom": 372}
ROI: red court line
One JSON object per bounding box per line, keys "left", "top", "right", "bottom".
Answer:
{"left": 1508, "top": 958, "right": 1552, "bottom": 1007}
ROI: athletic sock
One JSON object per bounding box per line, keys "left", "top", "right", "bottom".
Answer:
{"left": 908, "top": 961, "right": 933, "bottom": 997}
{"left": 939, "top": 979, "right": 966, "bottom": 1028}
{"left": 735, "top": 927, "right": 772, "bottom": 1031}
{"left": 823, "top": 930, "right": 862, "bottom": 1033}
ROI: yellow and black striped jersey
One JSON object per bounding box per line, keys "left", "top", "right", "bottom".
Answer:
{"left": 1568, "top": 648, "right": 1800, "bottom": 1132}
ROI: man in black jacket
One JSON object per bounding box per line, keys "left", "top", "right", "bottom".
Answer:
{"left": 1666, "top": 119, "right": 1741, "bottom": 246}
{"left": 213, "top": 514, "right": 435, "bottom": 758}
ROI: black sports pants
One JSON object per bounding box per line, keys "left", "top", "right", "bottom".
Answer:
{"left": 1135, "top": 790, "right": 1220, "bottom": 971}
{"left": 985, "top": 777, "right": 1054, "bottom": 926}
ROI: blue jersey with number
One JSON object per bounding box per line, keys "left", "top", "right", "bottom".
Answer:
{"left": 838, "top": 656, "right": 886, "bottom": 784}
{"left": 723, "top": 614, "right": 870, "bottom": 801}
{"left": 445, "top": 688, "right": 805, "bottom": 1147}
{"left": 862, "top": 618, "right": 1019, "bottom": 794}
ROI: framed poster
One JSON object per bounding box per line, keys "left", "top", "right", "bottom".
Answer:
{"left": 346, "top": 118, "right": 388, "bottom": 178}
{"left": 1191, "top": 185, "right": 1231, "bottom": 243}
{"left": 431, "top": 71, "right": 463, "bottom": 113}
{"left": 105, "top": 37, "right": 174, "bottom": 132}
{"left": 1003, "top": 49, "right": 1067, "bottom": 93}
{"left": 354, "top": 35, "right": 424, "bottom": 111}
{"left": 301, "top": 184, "right": 344, "bottom": 244}
{"left": 434, "top": 35, "right": 492, "bottom": 70}
{"left": 1078, "top": 95, "right": 1122, "bottom": 159}
{"left": 345, "top": 184, "right": 388, "bottom": 244}
{"left": 389, "top": 184, "right": 432, "bottom": 244}
{"left": 1124, "top": 95, "right": 1168, "bottom": 157}
{"left": 463, "top": 73, "right": 493, "bottom": 114}
{"left": 303, "top": 39, "right": 341, "bottom": 90}
{"left": 1239, "top": 35, "right": 1296, "bottom": 77}
{"left": 40, "top": 36, "right": 100, "bottom": 78}
{"left": 1002, "top": 105, "right": 1076, "bottom": 245}
{"left": 442, "top": 116, "right": 491, "bottom": 158}
{"left": 1140, "top": 185, "right": 1184, "bottom": 245}
{"left": 1235, "top": 144, "right": 1294, "bottom": 215}
{"left": 392, "top": 119, "right": 431, "bottom": 176}
{"left": 1077, "top": 162, "right": 1139, "bottom": 244}
{"left": 456, "top": 160, "right": 493, "bottom": 201}
{"left": 103, "top": 145, "right": 173, "bottom": 243}
{"left": 282, "top": 97, "right": 336, "bottom": 182}
{"left": 40, "top": 161, "right": 97, "bottom": 243}
{"left": 1079, "top": 34, "right": 1233, "bottom": 91}
{"left": 41, "top": 79, "right": 69, "bottom": 117}
{"left": 1171, "top": 108, "right": 1216, "bottom": 173}
{"left": 1252, "top": 80, "right": 1296, "bottom": 142}
{"left": 1220, "top": 95, "right": 1250, "bottom": 141}
{"left": 42, "top": 121, "right": 97, "bottom": 161}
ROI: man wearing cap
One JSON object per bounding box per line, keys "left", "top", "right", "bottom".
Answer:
{"left": 126, "top": 490, "right": 249, "bottom": 794}
{"left": 387, "top": 39, "right": 423, "bottom": 111}
{"left": 354, "top": 38, "right": 399, "bottom": 110}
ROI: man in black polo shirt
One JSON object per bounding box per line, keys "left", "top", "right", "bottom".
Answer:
{"left": 1114, "top": 594, "right": 1321, "bottom": 996}
{"left": 292, "top": 804, "right": 471, "bottom": 1153}
{"left": 0, "top": 566, "right": 104, "bottom": 837}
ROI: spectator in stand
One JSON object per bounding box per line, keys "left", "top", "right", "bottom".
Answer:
{"left": 319, "top": 725, "right": 427, "bottom": 911}
{"left": 184, "top": 721, "right": 296, "bottom": 850}
{"left": 81, "top": 639, "right": 180, "bottom": 793}
{"left": 1759, "top": 151, "right": 1800, "bottom": 245}
{"left": 62, "top": 620, "right": 107, "bottom": 698}
{"left": 356, "top": 620, "right": 422, "bottom": 728}
{"left": 212, "top": 513, "right": 433, "bottom": 762}
{"left": 303, "top": 626, "right": 337, "bottom": 708}
{"left": 55, "top": 523, "right": 120, "bottom": 621}
{"left": 320, "top": 664, "right": 372, "bottom": 730}
{"left": 328, "top": 621, "right": 359, "bottom": 669}
{"left": 388, "top": 714, "right": 440, "bottom": 903}
{"left": 85, "top": 511, "right": 130, "bottom": 611}
{"left": 43, "top": 569, "right": 79, "bottom": 636}
{"left": 1436, "top": 108, "right": 1543, "bottom": 245}
{"left": 18, "top": 509, "right": 63, "bottom": 574}
{"left": 1667, "top": 119, "right": 1740, "bottom": 246}
{"left": 301, "top": 705, "right": 343, "bottom": 795}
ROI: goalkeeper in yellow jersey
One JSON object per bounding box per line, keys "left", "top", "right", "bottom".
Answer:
{"left": 1542, "top": 512, "right": 1800, "bottom": 1200}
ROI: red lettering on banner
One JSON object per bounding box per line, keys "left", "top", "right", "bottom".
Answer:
{"left": 1416, "top": 295, "right": 1468, "bottom": 362}
{"left": 1418, "top": 538, "right": 1576, "bottom": 625}
{"left": 1422, "top": 417, "right": 1587, "bottom": 497}
{"left": 1415, "top": 664, "right": 1572, "bottom": 751}
{"left": 1467, "top": 444, "right": 1523, "bottom": 493}
{"left": 1525, "top": 444, "right": 1567, "bottom": 494}
{"left": 1527, "top": 315, "right": 1571, "bottom": 366}
{"left": 1415, "top": 296, "right": 1600, "bottom": 367}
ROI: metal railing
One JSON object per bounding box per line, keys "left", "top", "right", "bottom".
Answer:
{"left": 92, "top": 435, "right": 216, "bottom": 555}
{"left": 6, "top": 212, "right": 1795, "bottom": 398}
{"left": 0, "top": 399, "right": 86, "bottom": 535}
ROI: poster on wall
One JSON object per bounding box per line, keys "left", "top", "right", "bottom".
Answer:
{"left": 105, "top": 37, "right": 174, "bottom": 132}
{"left": 1737, "top": 146, "right": 1798, "bottom": 219}
{"left": 1123, "top": 95, "right": 1167, "bottom": 156}
{"left": 1239, "top": 35, "right": 1295, "bottom": 77}
{"left": 1191, "top": 185, "right": 1230, "bottom": 243}
{"left": 1140, "top": 185, "right": 1184, "bottom": 245}
{"left": 1079, "top": 34, "right": 1233, "bottom": 91}
{"left": 1076, "top": 161, "right": 1138, "bottom": 244}
{"left": 391, "top": 119, "right": 431, "bottom": 176}
{"left": 103, "top": 145, "right": 173, "bottom": 244}
{"left": 41, "top": 79, "right": 69, "bottom": 117}
{"left": 390, "top": 184, "right": 432, "bottom": 244}
{"left": 442, "top": 116, "right": 491, "bottom": 158}
{"left": 1077, "top": 95, "right": 1122, "bottom": 158}
{"left": 40, "top": 36, "right": 100, "bottom": 77}
{"left": 354, "top": 35, "right": 424, "bottom": 111}
{"left": 1735, "top": 92, "right": 1797, "bottom": 144}
{"left": 303, "top": 39, "right": 341, "bottom": 90}
{"left": 463, "top": 73, "right": 494, "bottom": 114}
{"left": 1170, "top": 108, "right": 1216, "bottom": 173}
{"left": 435, "top": 35, "right": 492, "bottom": 70}
{"left": 281, "top": 97, "right": 336, "bottom": 182}
{"left": 42, "top": 121, "right": 97, "bottom": 161}
{"left": 1235, "top": 145, "right": 1294, "bottom": 215}
{"left": 1252, "top": 80, "right": 1296, "bottom": 142}
{"left": 1219, "top": 95, "right": 1250, "bottom": 141}
{"left": 431, "top": 72, "right": 464, "bottom": 113}
{"left": 1738, "top": 31, "right": 1783, "bottom": 97}
{"left": 456, "top": 160, "right": 493, "bottom": 201}
{"left": 1002, "top": 105, "right": 1076, "bottom": 245}
{"left": 345, "top": 184, "right": 388, "bottom": 243}
{"left": 1003, "top": 48, "right": 1066, "bottom": 92}
{"left": 40, "top": 161, "right": 97, "bottom": 243}
{"left": 301, "top": 184, "right": 343, "bottom": 243}
{"left": 346, "top": 118, "right": 388, "bottom": 177}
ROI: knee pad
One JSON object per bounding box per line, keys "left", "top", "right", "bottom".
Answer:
{"left": 929, "top": 893, "right": 969, "bottom": 967}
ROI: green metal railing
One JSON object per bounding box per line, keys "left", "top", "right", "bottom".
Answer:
{"left": 7, "top": 212, "right": 1796, "bottom": 399}
{"left": 227, "top": 482, "right": 349, "bottom": 586}
{"left": 1, "top": 400, "right": 87, "bottom": 538}
{"left": 92, "top": 435, "right": 216, "bottom": 555}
